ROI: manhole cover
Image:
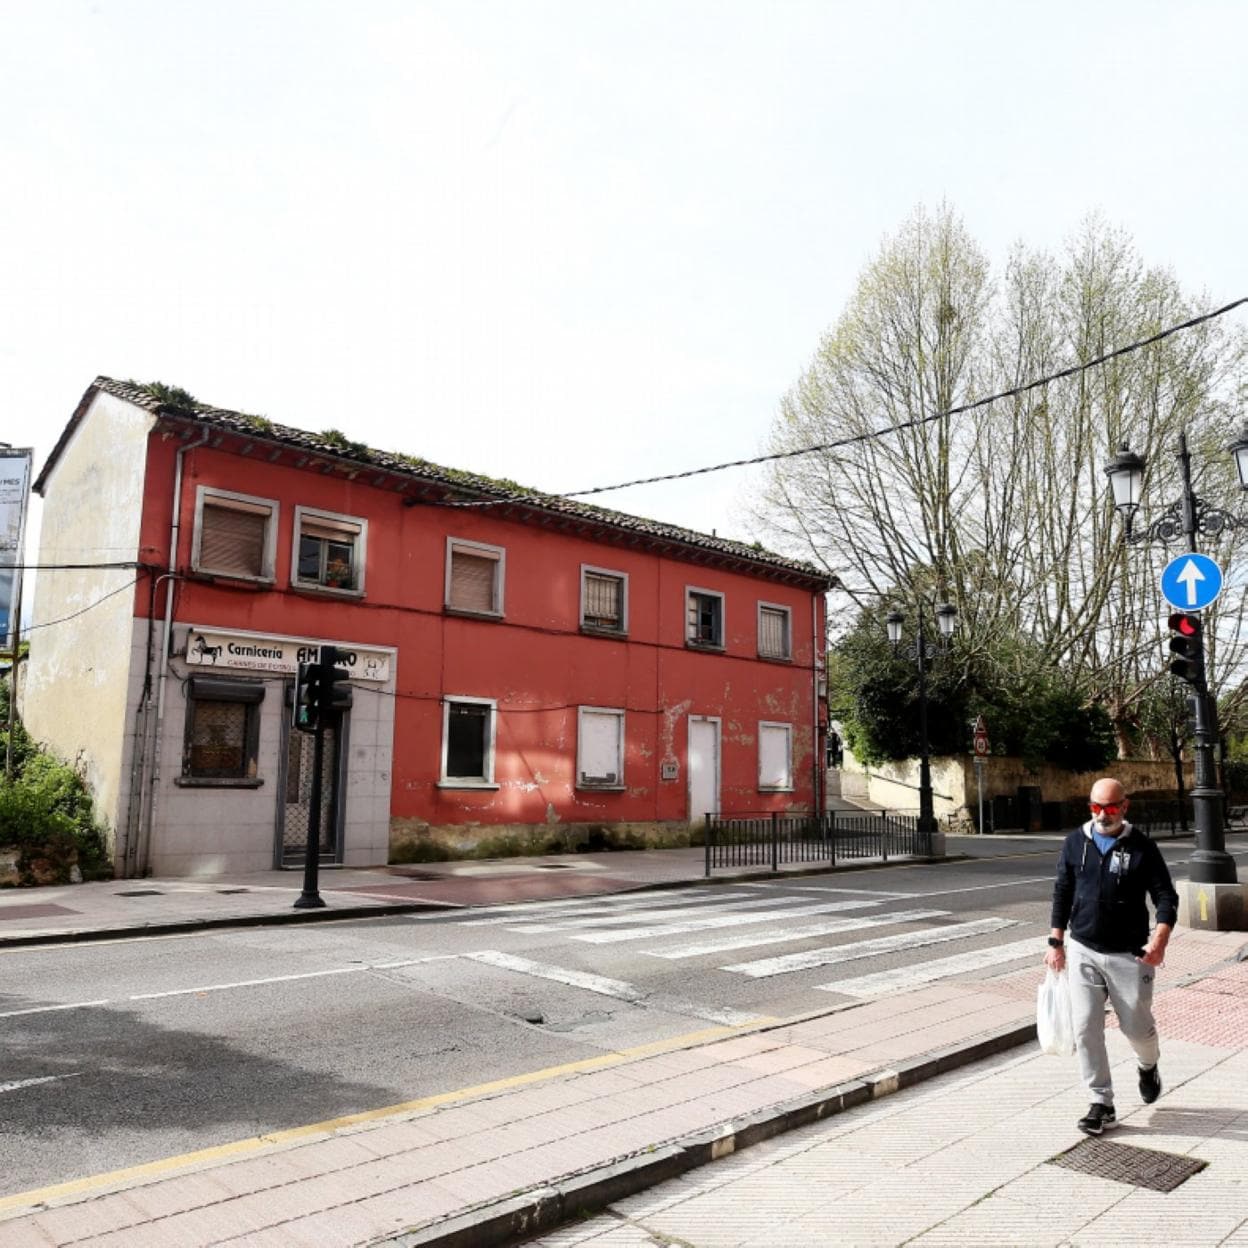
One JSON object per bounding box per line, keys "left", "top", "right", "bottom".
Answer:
{"left": 114, "top": 889, "right": 164, "bottom": 897}
{"left": 216, "top": 888, "right": 250, "bottom": 895}
{"left": 1048, "top": 1138, "right": 1207, "bottom": 1192}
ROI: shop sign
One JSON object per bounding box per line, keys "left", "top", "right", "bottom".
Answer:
{"left": 186, "top": 627, "right": 391, "bottom": 682}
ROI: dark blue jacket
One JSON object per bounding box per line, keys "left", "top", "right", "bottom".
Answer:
{"left": 1050, "top": 821, "right": 1179, "bottom": 955}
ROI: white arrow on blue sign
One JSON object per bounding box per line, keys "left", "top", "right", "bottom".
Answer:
{"left": 1160, "top": 553, "right": 1224, "bottom": 611}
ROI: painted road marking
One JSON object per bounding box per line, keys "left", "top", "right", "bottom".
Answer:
{"left": 0, "top": 1000, "right": 109, "bottom": 1019}
{"left": 566, "top": 899, "right": 893, "bottom": 945}
{"left": 465, "top": 950, "right": 758, "bottom": 1026}
{"left": 510, "top": 894, "right": 881, "bottom": 933}
{"left": 0, "top": 1073, "right": 83, "bottom": 1094}
{"left": 820, "top": 936, "right": 1048, "bottom": 997}
{"left": 641, "top": 908, "right": 952, "bottom": 960}
{"left": 0, "top": 1021, "right": 756, "bottom": 1217}
{"left": 912, "top": 877, "right": 1053, "bottom": 897}
{"left": 450, "top": 886, "right": 748, "bottom": 923}
{"left": 738, "top": 884, "right": 916, "bottom": 898}
{"left": 722, "top": 917, "right": 1019, "bottom": 978}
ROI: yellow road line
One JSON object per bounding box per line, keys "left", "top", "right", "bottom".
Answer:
{"left": 0, "top": 1017, "right": 770, "bottom": 1217}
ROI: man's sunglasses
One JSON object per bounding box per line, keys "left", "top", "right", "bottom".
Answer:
{"left": 1089, "top": 802, "right": 1124, "bottom": 816}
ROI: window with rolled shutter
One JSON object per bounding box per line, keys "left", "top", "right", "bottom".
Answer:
{"left": 294, "top": 508, "right": 364, "bottom": 591}
{"left": 687, "top": 590, "right": 723, "bottom": 647}
{"left": 199, "top": 502, "right": 269, "bottom": 578}
{"left": 758, "top": 605, "right": 791, "bottom": 659}
{"left": 582, "top": 571, "right": 624, "bottom": 631}
{"left": 446, "top": 541, "right": 503, "bottom": 614}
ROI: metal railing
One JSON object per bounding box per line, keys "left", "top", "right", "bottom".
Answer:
{"left": 704, "top": 809, "right": 926, "bottom": 875}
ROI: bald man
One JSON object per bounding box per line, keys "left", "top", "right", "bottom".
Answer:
{"left": 1046, "top": 777, "right": 1178, "bottom": 1136}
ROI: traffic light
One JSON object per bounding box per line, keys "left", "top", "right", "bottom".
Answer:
{"left": 1167, "top": 612, "right": 1204, "bottom": 687}
{"left": 293, "top": 661, "right": 319, "bottom": 734}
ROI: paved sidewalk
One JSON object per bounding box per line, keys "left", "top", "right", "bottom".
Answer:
{"left": 1, "top": 926, "right": 1243, "bottom": 1247}
{"left": 532, "top": 955, "right": 1248, "bottom": 1247}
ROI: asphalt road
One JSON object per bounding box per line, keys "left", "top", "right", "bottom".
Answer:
{"left": 2, "top": 836, "right": 1244, "bottom": 1198}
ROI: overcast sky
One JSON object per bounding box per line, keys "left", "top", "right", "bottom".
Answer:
{"left": 2, "top": 0, "right": 1245, "bottom": 566}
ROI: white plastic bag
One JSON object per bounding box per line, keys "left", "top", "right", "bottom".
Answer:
{"left": 1036, "top": 967, "right": 1075, "bottom": 1056}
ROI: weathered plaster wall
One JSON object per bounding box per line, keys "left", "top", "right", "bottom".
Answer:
{"left": 23, "top": 393, "right": 154, "bottom": 845}
{"left": 841, "top": 749, "right": 1196, "bottom": 820}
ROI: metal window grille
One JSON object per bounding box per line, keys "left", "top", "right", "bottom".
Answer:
{"left": 583, "top": 573, "right": 623, "bottom": 629}
{"left": 449, "top": 551, "right": 498, "bottom": 613}
{"left": 759, "top": 607, "right": 789, "bottom": 658}
{"left": 187, "top": 701, "right": 249, "bottom": 777}
{"left": 199, "top": 503, "right": 268, "bottom": 578}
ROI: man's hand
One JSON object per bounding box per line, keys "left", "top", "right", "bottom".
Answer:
{"left": 1138, "top": 922, "right": 1172, "bottom": 968}
{"left": 1045, "top": 945, "right": 1066, "bottom": 972}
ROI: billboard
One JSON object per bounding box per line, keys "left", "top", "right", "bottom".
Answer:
{"left": 0, "top": 449, "right": 32, "bottom": 652}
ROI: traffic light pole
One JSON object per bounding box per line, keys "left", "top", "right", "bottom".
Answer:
{"left": 1176, "top": 435, "right": 1238, "bottom": 886}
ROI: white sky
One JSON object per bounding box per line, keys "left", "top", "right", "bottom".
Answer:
{"left": 2, "top": 0, "right": 1246, "bottom": 568}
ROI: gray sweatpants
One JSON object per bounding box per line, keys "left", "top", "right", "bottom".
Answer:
{"left": 1067, "top": 936, "right": 1160, "bottom": 1106}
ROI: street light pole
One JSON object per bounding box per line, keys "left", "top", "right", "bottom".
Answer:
{"left": 887, "top": 602, "right": 956, "bottom": 857}
{"left": 1105, "top": 434, "right": 1241, "bottom": 887}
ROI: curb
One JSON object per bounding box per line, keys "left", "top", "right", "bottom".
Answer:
{"left": 376, "top": 1018, "right": 1038, "bottom": 1248}
{"left": 0, "top": 854, "right": 964, "bottom": 949}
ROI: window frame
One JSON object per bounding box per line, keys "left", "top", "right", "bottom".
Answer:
{"left": 685, "top": 585, "right": 726, "bottom": 651}
{"left": 579, "top": 565, "right": 629, "bottom": 636}
{"left": 191, "top": 486, "right": 279, "bottom": 583}
{"left": 438, "top": 695, "right": 499, "bottom": 789}
{"left": 757, "top": 601, "right": 793, "bottom": 661}
{"left": 291, "top": 505, "right": 368, "bottom": 597}
{"left": 576, "top": 705, "right": 626, "bottom": 790}
{"left": 177, "top": 676, "right": 265, "bottom": 788}
{"left": 444, "top": 537, "right": 506, "bottom": 618}
{"left": 757, "top": 720, "right": 794, "bottom": 792}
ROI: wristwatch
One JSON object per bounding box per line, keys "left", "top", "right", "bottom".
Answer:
{"left": 1047, "top": 937, "right": 1064, "bottom": 949}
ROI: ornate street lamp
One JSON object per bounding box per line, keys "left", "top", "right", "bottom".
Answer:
{"left": 1103, "top": 434, "right": 1243, "bottom": 888}
{"left": 887, "top": 601, "right": 957, "bottom": 856}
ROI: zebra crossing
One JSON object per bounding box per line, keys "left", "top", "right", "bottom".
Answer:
{"left": 435, "top": 881, "right": 1043, "bottom": 1007}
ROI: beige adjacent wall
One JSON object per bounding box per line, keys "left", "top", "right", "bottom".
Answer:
{"left": 22, "top": 392, "right": 154, "bottom": 847}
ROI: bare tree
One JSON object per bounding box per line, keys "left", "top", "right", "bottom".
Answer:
{"left": 754, "top": 206, "right": 1248, "bottom": 753}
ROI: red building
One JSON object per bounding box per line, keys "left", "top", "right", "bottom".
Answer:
{"left": 26, "top": 378, "right": 831, "bottom": 876}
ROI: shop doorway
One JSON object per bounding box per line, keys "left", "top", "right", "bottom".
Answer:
{"left": 277, "top": 690, "right": 349, "bottom": 867}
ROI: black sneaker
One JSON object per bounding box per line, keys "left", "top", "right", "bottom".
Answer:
{"left": 1077, "top": 1103, "right": 1117, "bottom": 1136}
{"left": 1139, "top": 1065, "right": 1162, "bottom": 1104}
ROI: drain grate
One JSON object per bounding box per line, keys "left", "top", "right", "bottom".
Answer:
{"left": 1048, "top": 1138, "right": 1207, "bottom": 1192}
{"left": 114, "top": 889, "right": 164, "bottom": 897}
{"left": 216, "top": 888, "right": 250, "bottom": 895}
{"left": 534, "top": 864, "right": 574, "bottom": 870}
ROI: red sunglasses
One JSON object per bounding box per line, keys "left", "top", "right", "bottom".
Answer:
{"left": 1089, "top": 802, "right": 1124, "bottom": 816}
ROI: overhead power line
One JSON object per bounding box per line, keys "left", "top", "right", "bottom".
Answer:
{"left": 553, "top": 296, "right": 1248, "bottom": 500}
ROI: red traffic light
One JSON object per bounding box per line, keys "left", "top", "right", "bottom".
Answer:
{"left": 1168, "top": 612, "right": 1200, "bottom": 638}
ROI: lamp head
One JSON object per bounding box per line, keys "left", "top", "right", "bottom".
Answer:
{"left": 1103, "top": 442, "right": 1146, "bottom": 527}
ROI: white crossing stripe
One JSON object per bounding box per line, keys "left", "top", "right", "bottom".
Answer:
{"left": 739, "top": 884, "right": 916, "bottom": 898}
{"left": 642, "top": 908, "right": 952, "bottom": 960}
{"left": 721, "top": 917, "right": 1018, "bottom": 978}
{"left": 565, "top": 899, "right": 892, "bottom": 945}
{"left": 0, "top": 1073, "right": 84, "bottom": 1094}
{"left": 819, "top": 936, "right": 1048, "bottom": 997}
{"left": 511, "top": 895, "right": 881, "bottom": 934}
{"left": 451, "top": 887, "right": 757, "bottom": 925}
{"left": 464, "top": 950, "right": 757, "bottom": 1026}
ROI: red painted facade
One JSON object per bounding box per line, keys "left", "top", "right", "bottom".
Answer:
{"left": 135, "top": 425, "right": 827, "bottom": 841}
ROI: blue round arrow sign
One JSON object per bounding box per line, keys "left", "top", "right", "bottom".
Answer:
{"left": 1160, "top": 553, "right": 1223, "bottom": 611}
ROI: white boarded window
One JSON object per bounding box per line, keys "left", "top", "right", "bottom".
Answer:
{"left": 445, "top": 538, "right": 505, "bottom": 616}
{"left": 758, "top": 603, "right": 792, "bottom": 660}
{"left": 581, "top": 566, "right": 627, "bottom": 633}
{"left": 192, "top": 487, "right": 278, "bottom": 581}
{"left": 758, "top": 721, "right": 793, "bottom": 791}
{"left": 577, "top": 706, "right": 625, "bottom": 789}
